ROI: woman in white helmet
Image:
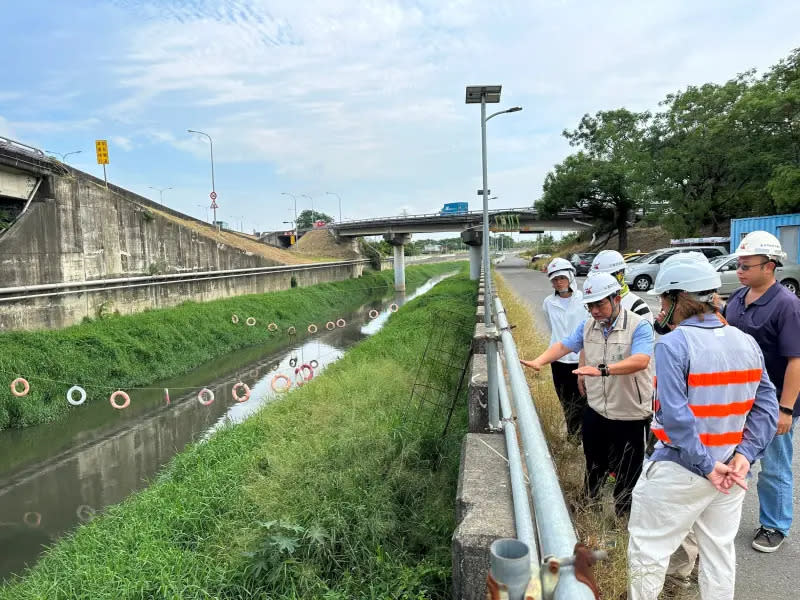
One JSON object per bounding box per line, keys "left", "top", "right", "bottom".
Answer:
{"left": 627, "top": 255, "right": 777, "bottom": 600}
{"left": 541, "top": 258, "right": 590, "bottom": 437}
{"left": 522, "top": 271, "right": 654, "bottom": 516}
{"left": 591, "top": 249, "right": 654, "bottom": 324}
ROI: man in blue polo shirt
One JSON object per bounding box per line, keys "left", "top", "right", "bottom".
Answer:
{"left": 724, "top": 231, "right": 800, "bottom": 553}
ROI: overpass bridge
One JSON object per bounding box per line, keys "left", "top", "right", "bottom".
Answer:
{"left": 326, "top": 208, "right": 591, "bottom": 291}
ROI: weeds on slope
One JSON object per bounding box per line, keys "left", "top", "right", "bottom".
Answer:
{"left": 1, "top": 272, "right": 476, "bottom": 600}
{"left": 0, "top": 262, "right": 460, "bottom": 430}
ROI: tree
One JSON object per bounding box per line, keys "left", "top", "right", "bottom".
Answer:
{"left": 296, "top": 210, "right": 333, "bottom": 230}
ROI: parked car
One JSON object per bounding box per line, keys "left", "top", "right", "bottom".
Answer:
{"left": 570, "top": 252, "right": 597, "bottom": 276}
{"left": 623, "top": 252, "right": 646, "bottom": 261}
{"left": 623, "top": 246, "right": 727, "bottom": 291}
{"left": 530, "top": 253, "right": 551, "bottom": 263}
{"left": 710, "top": 254, "right": 800, "bottom": 297}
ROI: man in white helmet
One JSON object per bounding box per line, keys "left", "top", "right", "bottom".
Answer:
{"left": 722, "top": 230, "right": 800, "bottom": 553}
{"left": 591, "top": 249, "right": 654, "bottom": 324}
{"left": 521, "top": 271, "right": 654, "bottom": 515}
{"left": 541, "top": 258, "right": 590, "bottom": 437}
{"left": 628, "top": 255, "right": 777, "bottom": 600}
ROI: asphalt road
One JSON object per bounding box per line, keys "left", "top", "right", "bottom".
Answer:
{"left": 496, "top": 254, "right": 800, "bottom": 599}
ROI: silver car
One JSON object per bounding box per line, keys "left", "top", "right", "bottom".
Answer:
{"left": 711, "top": 254, "right": 800, "bottom": 297}
{"left": 624, "top": 246, "right": 727, "bottom": 292}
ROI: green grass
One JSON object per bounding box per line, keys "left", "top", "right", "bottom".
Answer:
{"left": 0, "top": 262, "right": 461, "bottom": 430}
{"left": 1, "top": 271, "right": 476, "bottom": 600}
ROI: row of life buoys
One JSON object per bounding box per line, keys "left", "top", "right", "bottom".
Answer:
{"left": 230, "top": 305, "right": 400, "bottom": 332}
{"left": 270, "top": 363, "right": 314, "bottom": 393}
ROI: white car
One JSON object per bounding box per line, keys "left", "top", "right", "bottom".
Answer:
{"left": 710, "top": 254, "right": 800, "bottom": 297}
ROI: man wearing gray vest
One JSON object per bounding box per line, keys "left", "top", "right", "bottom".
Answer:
{"left": 521, "top": 272, "right": 654, "bottom": 516}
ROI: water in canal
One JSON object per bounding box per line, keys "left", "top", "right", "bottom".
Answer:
{"left": 0, "top": 273, "right": 453, "bottom": 580}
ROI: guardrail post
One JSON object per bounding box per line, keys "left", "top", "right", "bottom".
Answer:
{"left": 488, "top": 539, "right": 531, "bottom": 600}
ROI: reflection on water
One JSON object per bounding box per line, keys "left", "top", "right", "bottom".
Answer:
{"left": 0, "top": 273, "right": 454, "bottom": 580}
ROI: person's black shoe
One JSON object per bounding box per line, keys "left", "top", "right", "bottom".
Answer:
{"left": 752, "top": 526, "right": 785, "bottom": 553}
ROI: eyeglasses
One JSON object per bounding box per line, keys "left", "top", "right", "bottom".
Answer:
{"left": 736, "top": 261, "right": 769, "bottom": 272}
{"left": 584, "top": 299, "right": 610, "bottom": 311}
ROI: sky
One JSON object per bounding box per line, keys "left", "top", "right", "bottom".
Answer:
{"left": 1, "top": 1, "right": 799, "bottom": 237}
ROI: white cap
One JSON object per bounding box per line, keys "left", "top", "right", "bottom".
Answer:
{"left": 582, "top": 272, "right": 622, "bottom": 303}
{"left": 546, "top": 257, "right": 575, "bottom": 279}
{"left": 590, "top": 250, "right": 626, "bottom": 274}
{"left": 735, "top": 231, "right": 787, "bottom": 261}
{"left": 650, "top": 260, "right": 721, "bottom": 296}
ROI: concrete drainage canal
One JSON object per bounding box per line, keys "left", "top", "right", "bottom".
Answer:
{"left": 0, "top": 272, "right": 455, "bottom": 580}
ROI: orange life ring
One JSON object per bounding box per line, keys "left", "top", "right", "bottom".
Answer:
{"left": 246, "top": 317, "right": 257, "bottom": 326}
{"left": 307, "top": 324, "right": 318, "bottom": 334}
{"left": 287, "top": 326, "right": 297, "bottom": 336}
{"left": 197, "top": 388, "right": 215, "bottom": 406}
{"left": 326, "top": 321, "right": 336, "bottom": 330}
{"left": 271, "top": 373, "right": 291, "bottom": 393}
{"left": 297, "top": 363, "right": 314, "bottom": 381}
{"left": 368, "top": 309, "right": 379, "bottom": 319}
{"left": 10, "top": 377, "right": 29, "bottom": 397}
{"left": 267, "top": 322, "right": 278, "bottom": 332}
{"left": 389, "top": 303, "right": 399, "bottom": 313}
{"left": 231, "top": 314, "right": 239, "bottom": 324}
{"left": 109, "top": 390, "right": 130, "bottom": 410}
{"left": 232, "top": 382, "right": 251, "bottom": 403}
{"left": 164, "top": 388, "right": 170, "bottom": 406}
{"left": 336, "top": 318, "right": 346, "bottom": 328}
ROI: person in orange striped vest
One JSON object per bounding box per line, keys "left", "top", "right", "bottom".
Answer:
{"left": 628, "top": 256, "right": 777, "bottom": 600}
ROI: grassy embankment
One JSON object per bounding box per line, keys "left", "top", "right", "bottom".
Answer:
{"left": 1, "top": 270, "right": 476, "bottom": 600}
{"left": 0, "top": 262, "right": 460, "bottom": 430}
{"left": 495, "top": 274, "right": 630, "bottom": 600}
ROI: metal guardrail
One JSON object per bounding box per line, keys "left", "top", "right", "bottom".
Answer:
{"left": 490, "top": 294, "right": 599, "bottom": 600}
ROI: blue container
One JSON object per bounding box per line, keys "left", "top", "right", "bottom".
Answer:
{"left": 730, "top": 214, "right": 800, "bottom": 263}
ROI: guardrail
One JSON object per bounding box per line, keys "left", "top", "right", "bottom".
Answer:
{"left": 330, "top": 208, "right": 586, "bottom": 227}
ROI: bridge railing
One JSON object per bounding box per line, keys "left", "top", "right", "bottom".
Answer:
{"left": 330, "top": 208, "right": 585, "bottom": 227}
{"left": 489, "top": 294, "right": 600, "bottom": 600}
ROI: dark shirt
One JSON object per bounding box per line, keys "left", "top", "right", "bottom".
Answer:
{"left": 724, "top": 282, "right": 800, "bottom": 416}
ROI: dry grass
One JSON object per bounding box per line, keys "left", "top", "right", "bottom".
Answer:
{"left": 495, "top": 273, "right": 630, "bottom": 600}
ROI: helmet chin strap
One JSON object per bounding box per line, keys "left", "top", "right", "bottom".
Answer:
{"left": 654, "top": 293, "right": 678, "bottom": 335}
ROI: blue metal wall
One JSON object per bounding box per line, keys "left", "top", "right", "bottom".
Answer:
{"left": 730, "top": 214, "right": 800, "bottom": 256}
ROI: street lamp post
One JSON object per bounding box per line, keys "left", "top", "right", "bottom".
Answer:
{"left": 46, "top": 149, "right": 82, "bottom": 163}
{"left": 466, "top": 84, "right": 521, "bottom": 431}
{"left": 301, "top": 194, "right": 315, "bottom": 221}
{"left": 281, "top": 192, "right": 298, "bottom": 231}
{"left": 325, "top": 191, "right": 342, "bottom": 222}
{"left": 148, "top": 186, "right": 173, "bottom": 206}
{"left": 187, "top": 129, "right": 217, "bottom": 225}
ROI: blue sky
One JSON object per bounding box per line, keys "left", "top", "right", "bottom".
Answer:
{"left": 1, "top": 1, "right": 799, "bottom": 236}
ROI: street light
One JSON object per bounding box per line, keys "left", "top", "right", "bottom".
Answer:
{"left": 187, "top": 129, "right": 217, "bottom": 225}
{"left": 325, "top": 191, "right": 342, "bottom": 222}
{"left": 466, "top": 84, "right": 522, "bottom": 431}
{"left": 148, "top": 186, "right": 173, "bottom": 206}
{"left": 281, "top": 192, "right": 298, "bottom": 229}
{"left": 301, "top": 194, "right": 315, "bottom": 219}
{"left": 46, "top": 149, "right": 82, "bottom": 163}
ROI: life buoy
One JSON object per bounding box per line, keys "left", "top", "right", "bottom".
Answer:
{"left": 289, "top": 357, "right": 297, "bottom": 368}
{"left": 232, "top": 382, "right": 250, "bottom": 403}
{"left": 67, "top": 385, "right": 87, "bottom": 406}
{"left": 23, "top": 512, "right": 41, "bottom": 528}
{"left": 267, "top": 322, "right": 278, "bottom": 332}
{"left": 246, "top": 317, "right": 256, "bottom": 326}
{"left": 297, "top": 363, "right": 314, "bottom": 381}
{"left": 389, "top": 303, "right": 399, "bottom": 313}
{"left": 336, "top": 318, "right": 346, "bottom": 328}
{"left": 164, "top": 388, "right": 170, "bottom": 406}
{"left": 197, "top": 388, "right": 215, "bottom": 406}
{"left": 309, "top": 359, "right": 319, "bottom": 369}
{"left": 271, "top": 374, "right": 291, "bottom": 393}
{"left": 110, "top": 390, "right": 130, "bottom": 410}
{"left": 307, "top": 324, "right": 318, "bottom": 334}
{"left": 231, "top": 314, "right": 240, "bottom": 324}
{"left": 10, "top": 377, "right": 29, "bottom": 397}
{"left": 287, "top": 326, "right": 297, "bottom": 336}
{"left": 368, "top": 309, "right": 379, "bottom": 319}
{"left": 326, "top": 321, "right": 336, "bottom": 330}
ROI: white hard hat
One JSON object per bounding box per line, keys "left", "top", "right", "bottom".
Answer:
{"left": 590, "top": 250, "right": 626, "bottom": 274}
{"left": 546, "top": 257, "right": 575, "bottom": 279}
{"left": 650, "top": 260, "right": 721, "bottom": 296}
{"left": 735, "top": 231, "right": 787, "bottom": 261}
{"left": 661, "top": 251, "right": 709, "bottom": 266}
{"left": 582, "top": 272, "right": 622, "bottom": 303}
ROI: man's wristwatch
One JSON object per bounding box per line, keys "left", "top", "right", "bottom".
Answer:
{"left": 779, "top": 405, "right": 794, "bottom": 416}
{"left": 598, "top": 363, "right": 610, "bottom": 377}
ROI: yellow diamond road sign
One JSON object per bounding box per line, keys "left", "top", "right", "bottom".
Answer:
{"left": 95, "top": 140, "right": 109, "bottom": 165}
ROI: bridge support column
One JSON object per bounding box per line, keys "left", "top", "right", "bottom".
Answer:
{"left": 384, "top": 233, "right": 412, "bottom": 291}
{"left": 460, "top": 230, "right": 483, "bottom": 281}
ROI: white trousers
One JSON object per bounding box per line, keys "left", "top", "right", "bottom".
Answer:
{"left": 628, "top": 460, "right": 745, "bottom": 600}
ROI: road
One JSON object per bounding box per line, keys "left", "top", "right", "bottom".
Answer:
{"left": 496, "top": 255, "right": 800, "bottom": 599}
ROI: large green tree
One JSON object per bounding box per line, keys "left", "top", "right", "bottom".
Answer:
{"left": 296, "top": 209, "right": 333, "bottom": 230}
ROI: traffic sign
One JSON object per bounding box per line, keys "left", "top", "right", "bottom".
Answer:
{"left": 95, "top": 140, "right": 109, "bottom": 165}
{"left": 209, "top": 191, "right": 217, "bottom": 200}
{"left": 210, "top": 201, "right": 218, "bottom": 209}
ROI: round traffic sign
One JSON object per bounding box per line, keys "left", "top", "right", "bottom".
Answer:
{"left": 209, "top": 191, "right": 217, "bottom": 200}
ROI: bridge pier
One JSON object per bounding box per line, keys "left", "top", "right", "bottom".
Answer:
{"left": 384, "top": 233, "right": 412, "bottom": 291}
{"left": 460, "top": 230, "right": 483, "bottom": 281}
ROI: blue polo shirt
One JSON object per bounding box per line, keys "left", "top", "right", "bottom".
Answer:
{"left": 724, "top": 282, "right": 800, "bottom": 416}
